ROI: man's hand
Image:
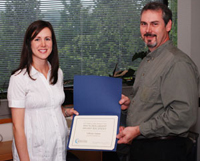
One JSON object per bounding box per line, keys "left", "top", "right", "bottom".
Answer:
{"left": 119, "top": 94, "right": 131, "bottom": 110}
{"left": 117, "top": 126, "right": 140, "bottom": 144}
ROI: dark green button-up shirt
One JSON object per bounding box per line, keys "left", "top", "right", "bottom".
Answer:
{"left": 126, "top": 40, "right": 199, "bottom": 138}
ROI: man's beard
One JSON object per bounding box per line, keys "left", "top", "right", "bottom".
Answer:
{"left": 146, "top": 40, "right": 157, "bottom": 48}
{"left": 144, "top": 33, "right": 157, "bottom": 48}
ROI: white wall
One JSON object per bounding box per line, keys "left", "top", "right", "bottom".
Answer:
{"left": 0, "top": 123, "right": 13, "bottom": 141}
{"left": 178, "top": 0, "right": 200, "bottom": 160}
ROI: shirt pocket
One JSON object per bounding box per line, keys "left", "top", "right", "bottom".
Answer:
{"left": 140, "top": 84, "right": 159, "bottom": 103}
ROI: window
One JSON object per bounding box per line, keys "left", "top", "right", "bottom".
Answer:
{"left": 0, "top": 0, "right": 177, "bottom": 91}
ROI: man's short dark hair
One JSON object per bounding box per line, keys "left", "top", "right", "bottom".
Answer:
{"left": 141, "top": 2, "right": 172, "bottom": 26}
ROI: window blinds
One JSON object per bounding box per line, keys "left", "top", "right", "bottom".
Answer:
{"left": 0, "top": 0, "right": 177, "bottom": 90}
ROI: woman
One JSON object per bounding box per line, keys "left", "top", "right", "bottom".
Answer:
{"left": 7, "top": 20, "right": 78, "bottom": 161}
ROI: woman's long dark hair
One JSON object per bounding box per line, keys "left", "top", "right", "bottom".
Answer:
{"left": 12, "top": 20, "right": 59, "bottom": 85}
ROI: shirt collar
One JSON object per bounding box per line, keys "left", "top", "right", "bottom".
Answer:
{"left": 30, "top": 61, "right": 52, "bottom": 77}
{"left": 146, "top": 40, "right": 172, "bottom": 59}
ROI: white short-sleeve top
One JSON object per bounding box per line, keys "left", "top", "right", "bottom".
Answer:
{"left": 7, "top": 65, "right": 68, "bottom": 161}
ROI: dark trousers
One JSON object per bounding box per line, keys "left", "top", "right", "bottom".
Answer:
{"left": 102, "top": 144, "right": 131, "bottom": 161}
{"left": 130, "top": 137, "right": 193, "bottom": 161}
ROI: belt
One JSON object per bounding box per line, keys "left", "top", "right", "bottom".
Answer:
{"left": 150, "top": 136, "right": 179, "bottom": 140}
{"left": 136, "top": 136, "right": 180, "bottom": 140}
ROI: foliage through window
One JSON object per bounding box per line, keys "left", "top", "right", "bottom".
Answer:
{"left": 0, "top": 0, "right": 177, "bottom": 91}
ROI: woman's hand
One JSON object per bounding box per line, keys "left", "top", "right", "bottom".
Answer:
{"left": 63, "top": 107, "right": 79, "bottom": 118}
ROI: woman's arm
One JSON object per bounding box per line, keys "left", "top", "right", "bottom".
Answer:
{"left": 11, "top": 108, "right": 30, "bottom": 161}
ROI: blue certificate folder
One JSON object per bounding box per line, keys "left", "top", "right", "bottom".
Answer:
{"left": 67, "top": 75, "right": 122, "bottom": 151}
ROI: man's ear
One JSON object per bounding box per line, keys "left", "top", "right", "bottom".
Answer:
{"left": 166, "top": 19, "right": 172, "bottom": 32}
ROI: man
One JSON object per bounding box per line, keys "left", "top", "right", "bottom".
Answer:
{"left": 117, "top": 2, "right": 199, "bottom": 161}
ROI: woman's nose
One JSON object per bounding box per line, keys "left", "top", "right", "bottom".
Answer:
{"left": 41, "top": 40, "right": 46, "bottom": 47}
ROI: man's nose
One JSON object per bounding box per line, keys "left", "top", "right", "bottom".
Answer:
{"left": 146, "top": 25, "right": 152, "bottom": 33}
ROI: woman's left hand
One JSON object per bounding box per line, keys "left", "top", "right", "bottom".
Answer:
{"left": 64, "top": 108, "right": 79, "bottom": 118}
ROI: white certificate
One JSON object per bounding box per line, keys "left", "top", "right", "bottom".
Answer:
{"left": 68, "top": 115, "right": 118, "bottom": 150}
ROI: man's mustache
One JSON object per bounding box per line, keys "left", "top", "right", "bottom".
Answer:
{"left": 144, "top": 33, "right": 156, "bottom": 37}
